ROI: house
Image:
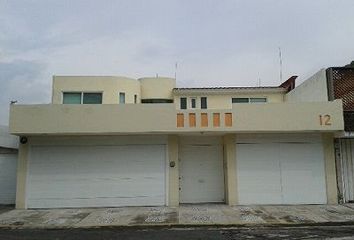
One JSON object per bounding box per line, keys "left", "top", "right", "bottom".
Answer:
{"left": 0, "top": 125, "right": 18, "bottom": 204}
{"left": 9, "top": 75, "right": 344, "bottom": 209}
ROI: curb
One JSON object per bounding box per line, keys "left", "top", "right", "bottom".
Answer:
{"left": 1, "top": 221, "right": 354, "bottom": 230}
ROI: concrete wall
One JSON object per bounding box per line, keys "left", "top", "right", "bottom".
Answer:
{"left": 139, "top": 77, "right": 175, "bottom": 100}
{"left": 9, "top": 101, "right": 344, "bottom": 135}
{"left": 286, "top": 69, "right": 329, "bottom": 102}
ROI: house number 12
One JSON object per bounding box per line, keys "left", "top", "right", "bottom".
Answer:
{"left": 319, "top": 115, "right": 331, "bottom": 126}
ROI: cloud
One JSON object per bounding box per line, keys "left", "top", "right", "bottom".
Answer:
{"left": 0, "top": 60, "right": 50, "bottom": 125}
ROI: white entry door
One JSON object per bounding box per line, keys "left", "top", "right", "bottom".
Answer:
{"left": 27, "top": 144, "right": 166, "bottom": 208}
{"left": 179, "top": 137, "right": 225, "bottom": 203}
{"left": 236, "top": 134, "right": 327, "bottom": 205}
{"left": 0, "top": 153, "right": 17, "bottom": 204}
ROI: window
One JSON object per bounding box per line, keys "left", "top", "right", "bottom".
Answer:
{"left": 232, "top": 97, "right": 267, "bottom": 104}
{"left": 63, "top": 92, "right": 81, "bottom": 104}
{"left": 191, "top": 98, "right": 196, "bottom": 109}
{"left": 180, "top": 97, "right": 187, "bottom": 109}
{"left": 63, "top": 92, "right": 102, "bottom": 104}
{"left": 83, "top": 93, "right": 102, "bottom": 104}
{"left": 232, "top": 98, "right": 249, "bottom": 103}
{"left": 134, "top": 94, "right": 137, "bottom": 104}
{"left": 201, "top": 97, "right": 207, "bottom": 109}
{"left": 119, "top": 92, "right": 125, "bottom": 104}
{"left": 250, "top": 98, "right": 267, "bottom": 103}
{"left": 141, "top": 99, "right": 173, "bottom": 103}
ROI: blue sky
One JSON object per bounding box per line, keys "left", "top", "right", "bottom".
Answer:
{"left": 1, "top": 0, "right": 354, "bottom": 124}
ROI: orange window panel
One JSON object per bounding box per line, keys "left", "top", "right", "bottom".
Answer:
{"left": 225, "top": 113, "right": 232, "bottom": 127}
{"left": 213, "top": 113, "right": 220, "bottom": 127}
{"left": 201, "top": 113, "right": 208, "bottom": 127}
{"left": 177, "top": 113, "right": 184, "bottom": 127}
{"left": 189, "top": 113, "right": 196, "bottom": 127}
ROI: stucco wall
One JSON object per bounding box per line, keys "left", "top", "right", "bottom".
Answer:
{"left": 139, "top": 77, "right": 175, "bottom": 100}
{"left": 286, "top": 69, "right": 329, "bottom": 102}
{"left": 10, "top": 101, "right": 344, "bottom": 135}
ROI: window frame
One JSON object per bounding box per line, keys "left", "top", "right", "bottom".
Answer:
{"left": 180, "top": 97, "right": 187, "bottom": 109}
{"left": 232, "top": 97, "right": 267, "bottom": 104}
{"left": 190, "top": 97, "right": 197, "bottom": 109}
{"left": 62, "top": 91, "right": 103, "bottom": 104}
{"left": 119, "top": 92, "right": 126, "bottom": 104}
{"left": 201, "top": 97, "right": 207, "bottom": 109}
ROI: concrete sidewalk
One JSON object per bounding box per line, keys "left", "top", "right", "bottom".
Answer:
{"left": 1, "top": 204, "right": 354, "bottom": 229}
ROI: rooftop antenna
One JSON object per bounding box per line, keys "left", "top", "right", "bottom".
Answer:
{"left": 278, "top": 47, "right": 283, "bottom": 84}
{"left": 258, "top": 78, "right": 261, "bottom": 87}
{"left": 156, "top": 73, "right": 159, "bottom": 78}
{"left": 174, "top": 62, "right": 178, "bottom": 80}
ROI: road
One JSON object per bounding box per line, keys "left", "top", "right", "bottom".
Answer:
{"left": 1, "top": 225, "right": 354, "bottom": 240}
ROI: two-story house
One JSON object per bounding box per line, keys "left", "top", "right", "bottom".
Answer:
{"left": 9, "top": 75, "right": 343, "bottom": 209}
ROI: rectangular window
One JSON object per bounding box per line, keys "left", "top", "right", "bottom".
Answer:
{"left": 232, "top": 98, "right": 249, "bottom": 103}
{"left": 191, "top": 98, "right": 196, "bottom": 109}
{"left": 250, "top": 97, "right": 267, "bottom": 103}
{"left": 119, "top": 92, "right": 125, "bottom": 104}
{"left": 63, "top": 92, "right": 81, "bottom": 104}
{"left": 201, "top": 97, "right": 207, "bottom": 109}
{"left": 83, "top": 93, "right": 102, "bottom": 104}
{"left": 134, "top": 94, "right": 137, "bottom": 104}
{"left": 180, "top": 97, "right": 187, "bottom": 109}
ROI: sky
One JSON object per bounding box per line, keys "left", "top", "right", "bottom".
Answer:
{"left": 1, "top": 0, "right": 354, "bottom": 125}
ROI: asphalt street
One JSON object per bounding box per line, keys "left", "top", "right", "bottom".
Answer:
{"left": 1, "top": 225, "right": 354, "bottom": 240}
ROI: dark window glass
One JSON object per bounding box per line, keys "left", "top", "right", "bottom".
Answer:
{"left": 232, "top": 98, "right": 249, "bottom": 103}
{"left": 119, "top": 92, "right": 125, "bottom": 104}
{"left": 134, "top": 94, "right": 137, "bottom": 104}
{"left": 63, "top": 92, "right": 81, "bottom": 104}
{"left": 180, "top": 97, "right": 187, "bottom": 109}
{"left": 250, "top": 98, "right": 267, "bottom": 103}
{"left": 141, "top": 99, "right": 173, "bottom": 103}
{"left": 83, "top": 93, "right": 102, "bottom": 104}
{"left": 191, "top": 98, "right": 196, "bottom": 108}
{"left": 201, "top": 97, "right": 207, "bottom": 109}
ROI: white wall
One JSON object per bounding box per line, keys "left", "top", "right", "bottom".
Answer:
{"left": 286, "top": 69, "right": 329, "bottom": 102}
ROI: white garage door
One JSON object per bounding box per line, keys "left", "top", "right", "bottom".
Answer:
{"left": 0, "top": 153, "right": 17, "bottom": 204}
{"left": 179, "top": 137, "right": 225, "bottom": 203}
{"left": 27, "top": 145, "right": 166, "bottom": 208}
{"left": 237, "top": 134, "right": 327, "bottom": 205}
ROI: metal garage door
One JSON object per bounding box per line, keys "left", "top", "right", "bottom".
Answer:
{"left": 179, "top": 137, "right": 225, "bottom": 203}
{"left": 27, "top": 145, "right": 166, "bottom": 208}
{"left": 236, "top": 134, "right": 327, "bottom": 204}
{"left": 0, "top": 153, "right": 17, "bottom": 204}
{"left": 337, "top": 138, "right": 354, "bottom": 202}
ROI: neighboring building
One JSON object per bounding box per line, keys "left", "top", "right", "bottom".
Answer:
{"left": 9, "top": 75, "right": 344, "bottom": 209}
{"left": 0, "top": 125, "right": 18, "bottom": 204}
{"left": 327, "top": 66, "right": 354, "bottom": 203}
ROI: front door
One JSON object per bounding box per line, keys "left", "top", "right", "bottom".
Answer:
{"left": 179, "top": 137, "right": 225, "bottom": 203}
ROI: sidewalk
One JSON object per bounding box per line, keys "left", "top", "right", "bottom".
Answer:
{"left": 1, "top": 204, "right": 354, "bottom": 229}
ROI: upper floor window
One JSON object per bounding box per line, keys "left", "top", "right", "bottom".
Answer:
{"left": 201, "top": 97, "right": 207, "bottom": 109}
{"left": 63, "top": 92, "right": 102, "bottom": 104}
{"left": 119, "top": 92, "right": 125, "bottom": 104}
{"left": 232, "top": 97, "right": 267, "bottom": 104}
{"left": 180, "top": 97, "right": 187, "bottom": 109}
{"left": 191, "top": 98, "right": 196, "bottom": 109}
{"left": 63, "top": 92, "right": 81, "bottom": 104}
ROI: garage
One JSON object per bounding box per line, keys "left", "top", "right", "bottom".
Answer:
{"left": 179, "top": 137, "right": 225, "bottom": 203}
{"left": 27, "top": 141, "right": 167, "bottom": 208}
{"left": 236, "top": 134, "right": 327, "bottom": 205}
{"left": 0, "top": 152, "right": 18, "bottom": 204}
